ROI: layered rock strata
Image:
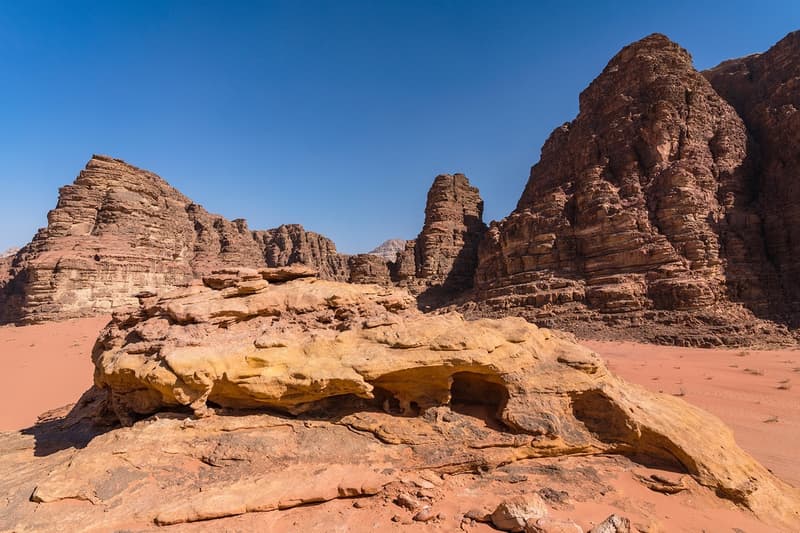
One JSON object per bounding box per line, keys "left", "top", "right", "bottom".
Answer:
{"left": 85, "top": 268, "right": 800, "bottom": 530}
{"left": 347, "top": 253, "right": 393, "bottom": 285}
{"left": 392, "top": 173, "right": 487, "bottom": 304}
{"left": 705, "top": 30, "right": 800, "bottom": 323}
{"left": 255, "top": 223, "right": 350, "bottom": 281}
{"left": 473, "top": 34, "right": 791, "bottom": 346}
{"left": 0, "top": 155, "right": 350, "bottom": 324}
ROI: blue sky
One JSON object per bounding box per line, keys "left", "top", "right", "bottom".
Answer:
{"left": 1, "top": 1, "right": 798, "bottom": 254}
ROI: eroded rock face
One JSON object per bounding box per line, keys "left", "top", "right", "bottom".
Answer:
{"left": 393, "top": 174, "right": 487, "bottom": 304}
{"left": 348, "top": 253, "right": 393, "bottom": 286}
{"left": 705, "top": 31, "right": 800, "bottom": 324}
{"left": 255, "top": 223, "right": 350, "bottom": 282}
{"left": 414, "top": 174, "right": 486, "bottom": 288}
{"left": 472, "top": 34, "right": 788, "bottom": 346}
{"left": 0, "top": 156, "right": 350, "bottom": 324}
{"left": 87, "top": 269, "right": 800, "bottom": 529}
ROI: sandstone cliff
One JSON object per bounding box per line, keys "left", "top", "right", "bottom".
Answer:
{"left": 254, "top": 223, "right": 350, "bottom": 282}
{"left": 0, "top": 155, "right": 350, "bottom": 324}
{"left": 705, "top": 30, "right": 800, "bottom": 325}
{"left": 472, "top": 34, "right": 792, "bottom": 346}
{"left": 393, "top": 173, "right": 487, "bottom": 304}
{"left": 348, "top": 253, "right": 393, "bottom": 285}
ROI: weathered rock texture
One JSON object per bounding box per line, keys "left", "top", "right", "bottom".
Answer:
{"left": 84, "top": 269, "right": 799, "bottom": 530}
{"left": 348, "top": 253, "right": 393, "bottom": 286}
{"left": 393, "top": 174, "right": 487, "bottom": 304}
{"left": 472, "top": 33, "right": 794, "bottom": 346}
{"left": 0, "top": 249, "right": 15, "bottom": 286}
{"left": 705, "top": 30, "right": 800, "bottom": 324}
{"left": 2, "top": 398, "right": 786, "bottom": 532}
{"left": 255, "top": 223, "right": 350, "bottom": 281}
{"left": 0, "top": 155, "right": 350, "bottom": 324}
{"left": 368, "top": 239, "right": 407, "bottom": 261}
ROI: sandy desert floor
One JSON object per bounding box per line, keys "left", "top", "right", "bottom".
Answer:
{"left": 0, "top": 317, "right": 797, "bottom": 493}
{"left": 0, "top": 316, "right": 108, "bottom": 431}
{"left": 583, "top": 340, "right": 800, "bottom": 488}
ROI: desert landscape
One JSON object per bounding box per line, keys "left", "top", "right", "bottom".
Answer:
{"left": 2, "top": 5, "right": 800, "bottom": 533}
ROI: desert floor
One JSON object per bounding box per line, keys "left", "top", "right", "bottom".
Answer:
{"left": 0, "top": 316, "right": 108, "bottom": 432}
{"left": 0, "top": 317, "right": 797, "bottom": 492}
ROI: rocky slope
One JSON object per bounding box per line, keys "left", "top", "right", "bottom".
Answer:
{"left": 471, "top": 33, "right": 793, "bottom": 346}
{"left": 368, "top": 239, "right": 407, "bottom": 261}
{"left": 1, "top": 247, "right": 19, "bottom": 259}
{"left": 704, "top": 30, "right": 800, "bottom": 324}
{"left": 1, "top": 269, "right": 796, "bottom": 531}
{"left": 0, "top": 155, "right": 350, "bottom": 324}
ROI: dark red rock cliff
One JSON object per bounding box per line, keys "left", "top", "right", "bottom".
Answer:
{"left": 472, "top": 34, "right": 788, "bottom": 345}
{"left": 0, "top": 156, "right": 350, "bottom": 323}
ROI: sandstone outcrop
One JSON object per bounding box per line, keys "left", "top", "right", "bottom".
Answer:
{"left": 4, "top": 398, "right": 789, "bottom": 532}
{"left": 1, "top": 271, "right": 798, "bottom": 531}
{"left": 255, "top": 223, "right": 350, "bottom": 281}
{"left": 348, "top": 253, "right": 393, "bottom": 286}
{"left": 472, "top": 33, "right": 792, "bottom": 346}
{"left": 392, "top": 173, "right": 486, "bottom": 304}
{"left": 0, "top": 155, "right": 350, "bottom": 324}
{"left": 705, "top": 30, "right": 800, "bottom": 325}
{"left": 83, "top": 269, "right": 799, "bottom": 529}
{"left": 368, "top": 239, "right": 407, "bottom": 261}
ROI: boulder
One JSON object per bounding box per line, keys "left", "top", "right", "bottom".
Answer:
{"left": 89, "top": 270, "right": 800, "bottom": 528}
{"left": 490, "top": 494, "right": 548, "bottom": 531}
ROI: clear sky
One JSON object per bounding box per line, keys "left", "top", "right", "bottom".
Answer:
{"left": 1, "top": 1, "right": 798, "bottom": 254}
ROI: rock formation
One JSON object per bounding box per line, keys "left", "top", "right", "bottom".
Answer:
{"left": 0, "top": 155, "right": 350, "bottom": 324}
{"left": 5, "top": 268, "right": 793, "bottom": 530}
{"left": 0, "top": 248, "right": 16, "bottom": 287}
{"left": 1, "top": 269, "right": 798, "bottom": 531}
{"left": 368, "top": 239, "right": 406, "bottom": 261}
{"left": 348, "top": 253, "right": 393, "bottom": 286}
{"left": 393, "top": 173, "right": 487, "bottom": 304}
{"left": 472, "top": 33, "right": 793, "bottom": 346}
{"left": 705, "top": 30, "right": 800, "bottom": 325}
{"left": 255, "top": 223, "right": 350, "bottom": 281}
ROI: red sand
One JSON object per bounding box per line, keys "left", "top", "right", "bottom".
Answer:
{"left": 584, "top": 340, "right": 800, "bottom": 488}
{"left": 0, "top": 316, "right": 109, "bottom": 431}
{"left": 0, "top": 317, "right": 797, "bottom": 493}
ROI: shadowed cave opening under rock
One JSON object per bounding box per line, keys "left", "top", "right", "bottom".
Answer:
{"left": 204, "top": 369, "right": 513, "bottom": 431}
{"left": 448, "top": 371, "right": 510, "bottom": 430}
